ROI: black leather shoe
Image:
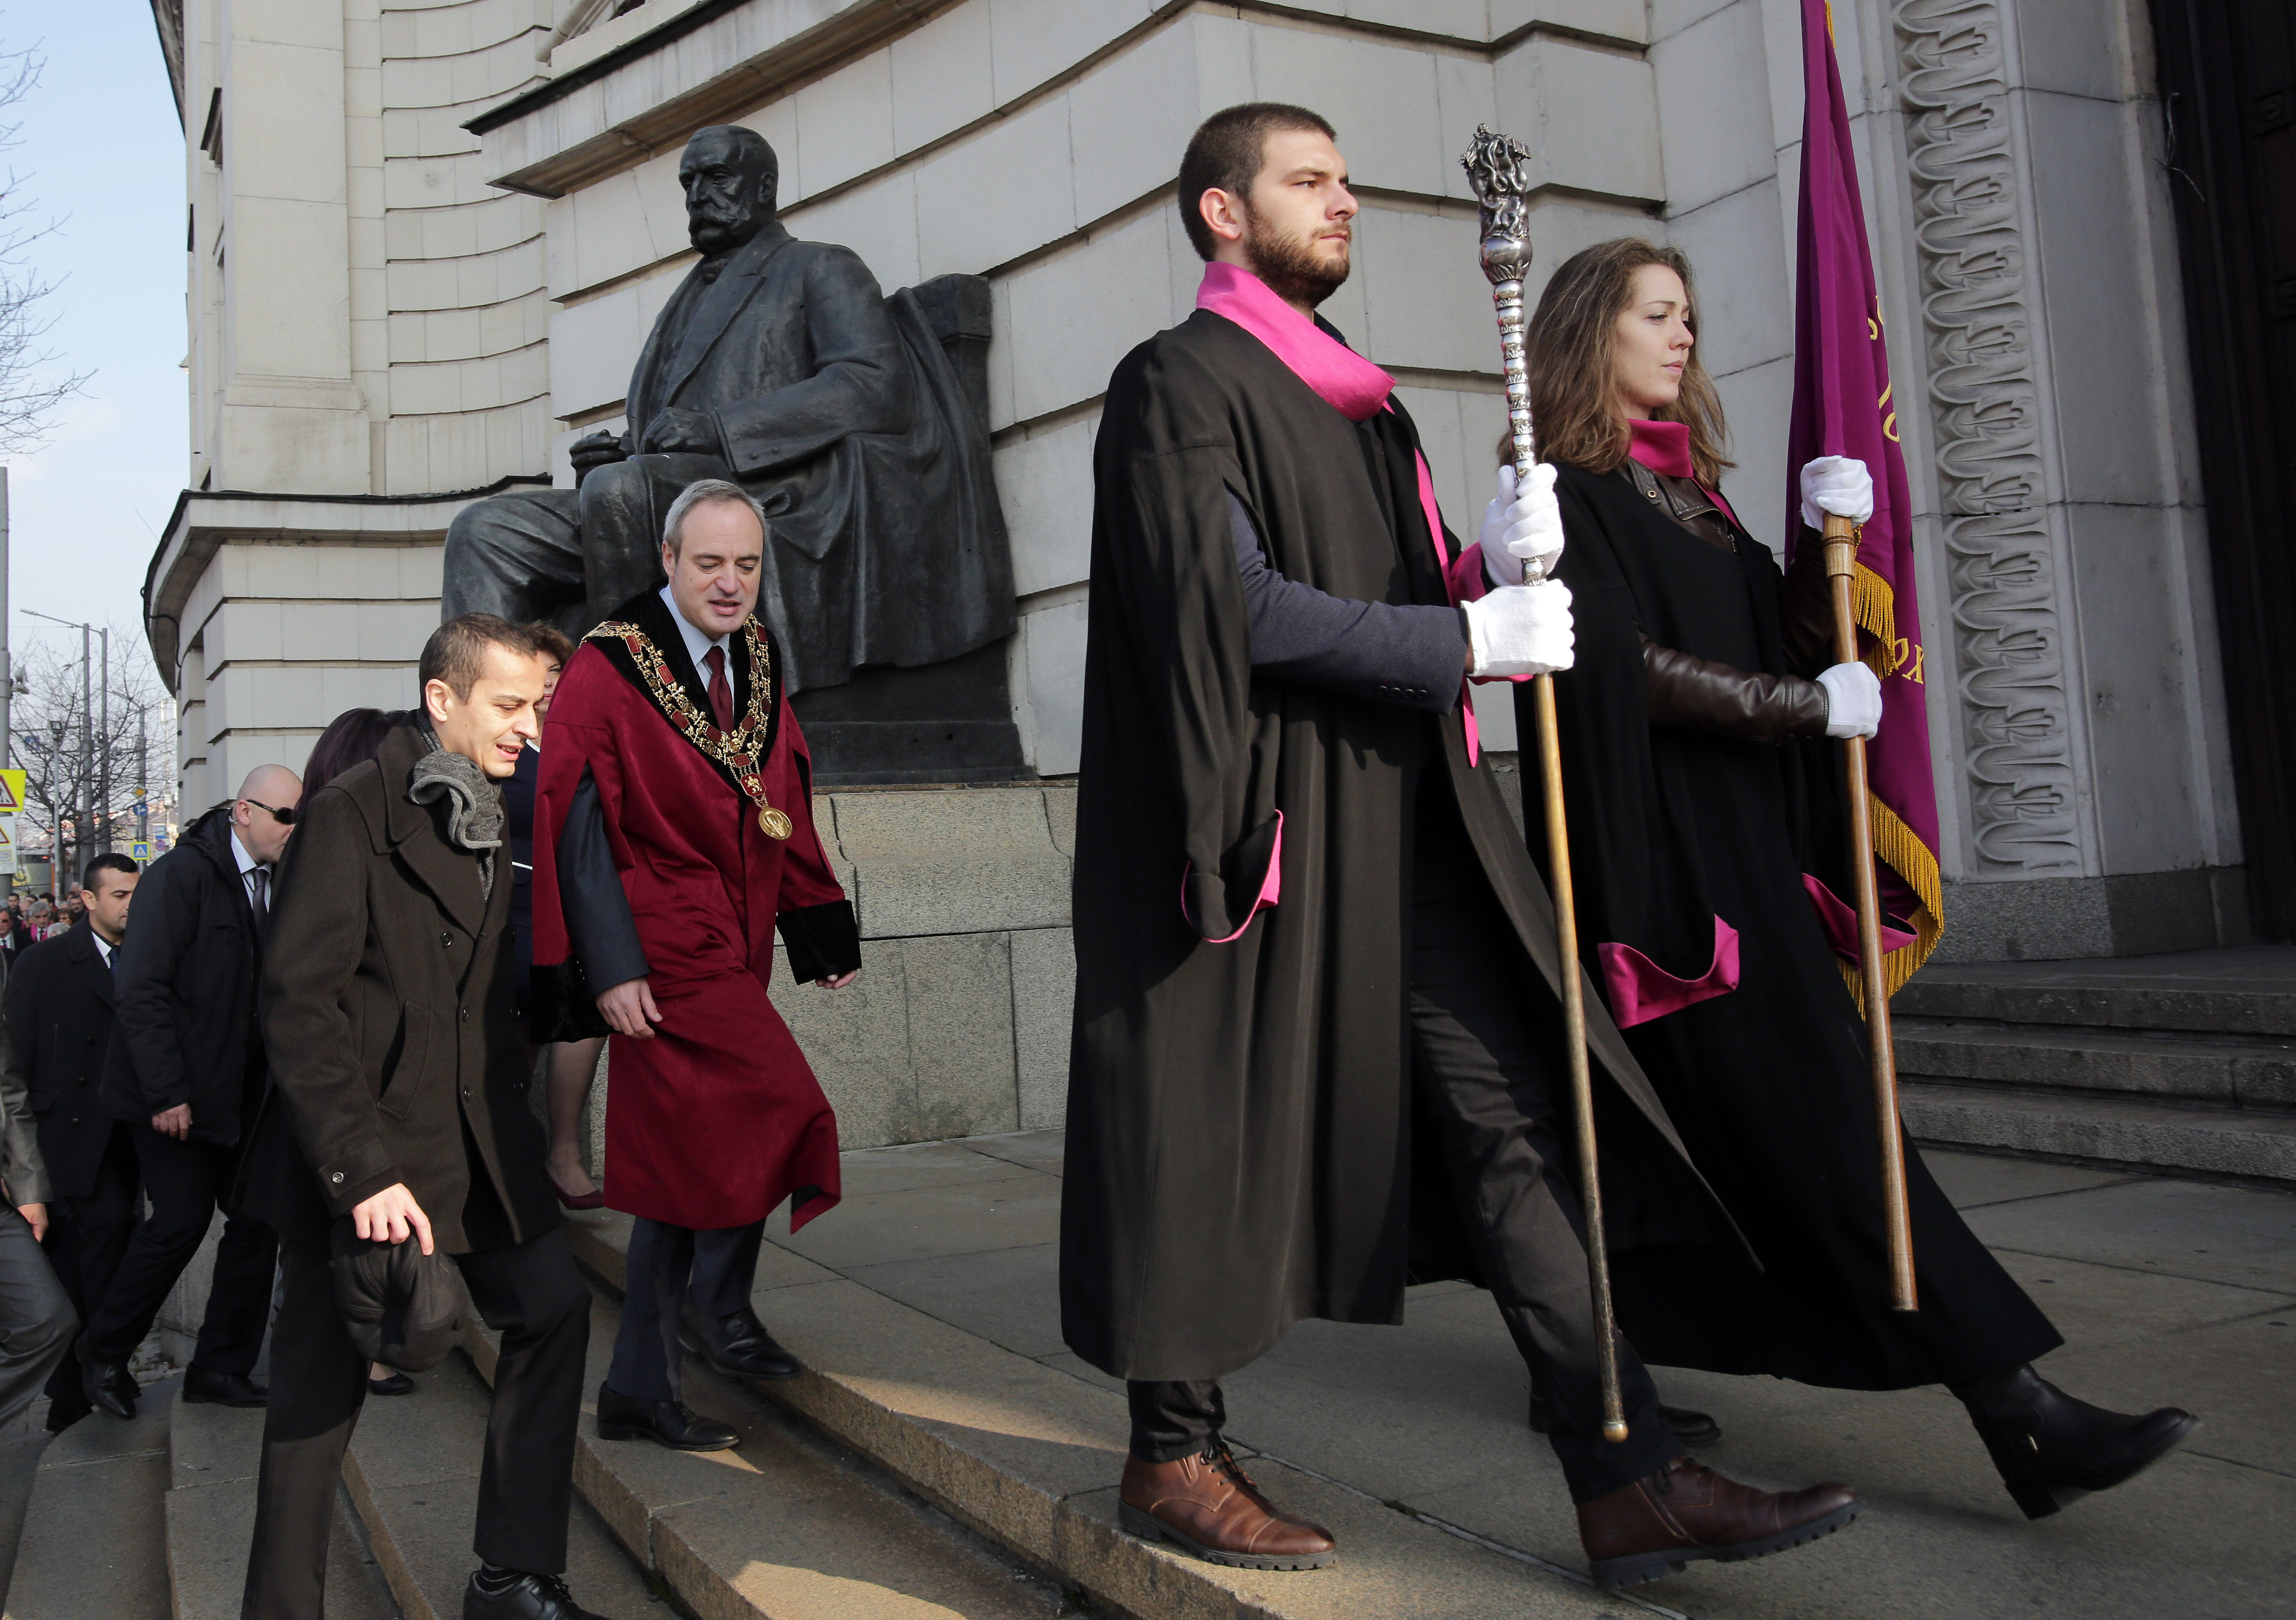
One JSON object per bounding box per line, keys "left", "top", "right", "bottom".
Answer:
{"left": 1529, "top": 1393, "right": 1721, "bottom": 1449}
{"left": 683, "top": 1306, "right": 800, "bottom": 1380}
{"left": 369, "top": 1370, "right": 415, "bottom": 1397}
{"left": 462, "top": 1569, "right": 612, "bottom": 1620}
{"left": 183, "top": 1368, "right": 269, "bottom": 1407}
{"left": 44, "top": 1399, "right": 89, "bottom": 1434}
{"left": 594, "top": 1383, "right": 737, "bottom": 1451}
{"left": 76, "top": 1339, "right": 137, "bottom": 1420}
{"left": 1952, "top": 1365, "right": 2197, "bottom": 1519}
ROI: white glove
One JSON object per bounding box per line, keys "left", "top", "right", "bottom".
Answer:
{"left": 1478, "top": 461, "right": 1564, "bottom": 587}
{"left": 1799, "top": 454, "right": 1874, "bottom": 532}
{"left": 1817, "top": 661, "right": 1882, "bottom": 739}
{"left": 1462, "top": 581, "right": 1574, "bottom": 678}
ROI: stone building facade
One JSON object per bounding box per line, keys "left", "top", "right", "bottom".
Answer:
{"left": 144, "top": 0, "right": 2251, "bottom": 1139}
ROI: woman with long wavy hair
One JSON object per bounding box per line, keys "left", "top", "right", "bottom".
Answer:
{"left": 1481, "top": 237, "right": 2194, "bottom": 1520}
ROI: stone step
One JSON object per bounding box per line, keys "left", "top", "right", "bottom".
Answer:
{"left": 342, "top": 1350, "right": 652, "bottom": 1620}
{"left": 1899, "top": 952, "right": 2296, "bottom": 1038}
{"left": 1901, "top": 1079, "right": 2296, "bottom": 1187}
{"left": 460, "top": 1291, "right": 1072, "bottom": 1620}
{"left": 1894, "top": 1015, "right": 2296, "bottom": 1107}
{"left": 164, "top": 1390, "right": 397, "bottom": 1620}
{"left": 4, "top": 1374, "right": 178, "bottom": 1620}
{"left": 553, "top": 1209, "right": 1639, "bottom": 1620}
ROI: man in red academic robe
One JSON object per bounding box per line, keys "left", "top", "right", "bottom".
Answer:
{"left": 531, "top": 478, "right": 860, "bottom": 1451}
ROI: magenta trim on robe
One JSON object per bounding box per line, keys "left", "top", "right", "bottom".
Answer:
{"left": 1801, "top": 873, "right": 1919, "bottom": 964}
{"left": 1627, "top": 417, "right": 1744, "bottom": 528}
{"left": 1196, "top": 262, "right": 1485, "bottom": 761}
{"left": 1181, "top": 810, "right": 1285, "bottom": 945}
{"left": 1598, "top": 914, "right": 1742, "bottom": 1027}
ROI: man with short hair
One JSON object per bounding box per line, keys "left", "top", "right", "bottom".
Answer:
{"left": 4, "top": 854, "right": 144, "bottom": 1430}
{"left": 248, "top": 614, "right": 607, "bottom": 1620}
{"left": 1062, "top": 103, "right": 1861, "bottom": 1591}
{"left": 87, "top": 768, "right": 301, "bottom": 1418}
{"left": 531, "top": 479, "right": 857, "bottom": 1452}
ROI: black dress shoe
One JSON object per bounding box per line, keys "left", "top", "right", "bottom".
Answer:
{"left": 1528, "top": 1393, "right": 1721, "bottom": 1449}
{"left": 76, "top": 1339, "right": 137, "bottom": 1420}
{"left": 183, "top": 1368, "right": 270, "bottom": 1407}
{"left": 462, "top": 1569, "right": 612, "bottom": 1620}
{"left": 369, "top": 1370, "right": 415, "bottom": 1397}
{"left": 683, "top": 1307, "right": 800, "bottom": 1380}
{"left": 44, "top": 1399, "right": 89, "bottom": 1434}
{"left": 1952, "top": 1365, "right": 2197, "bottom": 1519}
{"left": 594, "top": 1383, "right": 738, "bottom": 1451}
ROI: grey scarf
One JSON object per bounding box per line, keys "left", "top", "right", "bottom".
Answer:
{"left": 408, "top": 729, "right": 505, "bottom": 899}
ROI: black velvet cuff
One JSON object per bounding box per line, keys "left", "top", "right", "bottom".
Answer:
{"left": 525, "top": 960, "right": 612, "bottom": 1045}
{"left": 778, "top": 900, "right": 861, "bottom": 983}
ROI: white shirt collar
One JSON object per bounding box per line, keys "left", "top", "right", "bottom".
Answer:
{"left": 229, "top": 829, "right": 263, "bottom": 874}
{"left": 91, "top": 932, "right": 112, "bottom": 964}
{"left": 656, "top": 585, "right": 730, "bottom": 681}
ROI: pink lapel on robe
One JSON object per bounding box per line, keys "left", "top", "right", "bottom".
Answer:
{"left": 1195, "top": 262, "right": 1486, "bottom": 763}
{"left": 1627, "top": 418, "right": 1746, "bottom": 529}
{"left": 1598, "top": 915, "right": 1742, "bottom": 1029}
{"left": 1801, "top": 873, "right": 1919, "bottom": 964}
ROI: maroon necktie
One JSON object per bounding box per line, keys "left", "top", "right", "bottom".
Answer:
{"left": 703, "top": 645, "right": 734, "bottom": 730}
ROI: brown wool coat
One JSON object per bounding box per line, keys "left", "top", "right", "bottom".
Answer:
{"left": 262, "top": 724, "right": 557, "bottom": 1254}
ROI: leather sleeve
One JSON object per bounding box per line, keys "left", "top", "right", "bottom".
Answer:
{"left": 1780, "top": 530, "right": 1838, "bottom": 677}
{"left": 1642, "top": 635, "right": 1831, "bottom": 741}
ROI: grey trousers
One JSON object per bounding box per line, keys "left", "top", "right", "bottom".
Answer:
{"left": 0, "top": 1206, "right": 75, "bottom": 1434}
{"left": 604, "top": 1218, "right": 766, "bottom": 1403}
{"left": 440, "top": 453, "right": 729, "bottom": 633}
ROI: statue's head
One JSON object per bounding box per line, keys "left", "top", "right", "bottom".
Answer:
{"left": 680, "top": 125, "right": 779, "bottom": 255}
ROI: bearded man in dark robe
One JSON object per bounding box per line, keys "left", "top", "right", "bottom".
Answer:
{"left": 1060, "top": 102, "right": 1866, "bottom": 1594}
{"left": 443, "top": 124, "right": 1011, "bottom": 694}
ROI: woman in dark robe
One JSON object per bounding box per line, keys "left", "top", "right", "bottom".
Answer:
{"left": 1493, "top": 238, "right": 2195, "bottom": 1521}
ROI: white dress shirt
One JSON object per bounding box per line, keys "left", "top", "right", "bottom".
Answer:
{"left": 228, "top": 829, "right": 271, "bottom": 916}
{"left": 657, "top": 584, "right": 730, "bottom": 686}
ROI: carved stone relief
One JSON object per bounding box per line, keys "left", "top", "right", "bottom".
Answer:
{"left": 1896, "top": 0, "right": 2083, "bottom": 874}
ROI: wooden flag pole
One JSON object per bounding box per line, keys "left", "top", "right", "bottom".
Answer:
{"left": 1824, "top": 513, "right": 1918, "bottom": 1312}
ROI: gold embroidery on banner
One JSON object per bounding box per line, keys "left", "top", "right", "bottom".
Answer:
{"left": 585, "top": 616, "right": 794, "bottom": 839}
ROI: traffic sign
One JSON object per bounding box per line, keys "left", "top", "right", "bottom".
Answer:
{"left": 130, "top": 841, "right": 152, "bottom": 861}
{"left": 0, "top": 770, "right": 23, "bottom": 812}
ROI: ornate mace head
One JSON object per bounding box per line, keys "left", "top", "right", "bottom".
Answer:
{"left": 1462, "top": 125, "right": 1535, "bottom": 286}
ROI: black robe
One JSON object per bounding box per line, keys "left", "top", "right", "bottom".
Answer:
{"left": 1532, "top": 461, "right": 2061, "bottom": 1389}
{"left": 1059, "top": 310, "right": 1733, "bottom": 1384}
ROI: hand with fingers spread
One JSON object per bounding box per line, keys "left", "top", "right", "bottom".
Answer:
{"left": 596, "top": 975, "right": 664, "bottom": 1039}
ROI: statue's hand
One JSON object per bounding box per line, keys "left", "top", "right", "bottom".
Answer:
{"left": 640, "top": 406, "right": 722, "bottom": 457}
{"left": 569, "top": 430, "right": 628, "bottom": 476}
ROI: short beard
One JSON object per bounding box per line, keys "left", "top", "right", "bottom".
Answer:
{"left": 1241, "top": 209, "right": 1350, "bottom": 308}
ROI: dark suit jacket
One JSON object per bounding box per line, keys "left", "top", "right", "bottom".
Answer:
{"left": 102, "top": 806, "right": 265, "bottom": 1146}
{"left": 262, "top": 724, "right": 556, "bottom": 1255}
{"left": 3, "top": 924, "right": 124, "bottom": 1201}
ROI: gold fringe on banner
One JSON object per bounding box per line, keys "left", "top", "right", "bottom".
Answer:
{"left": 1829, "top": 545, "right": 1947, "bottom": 1008}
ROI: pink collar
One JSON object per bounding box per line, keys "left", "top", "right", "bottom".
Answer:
{"left": 1627, "top": 419, "right": 1695, "bottom": 479}
{"left": 1195, "top": 263, "right": 1393, "bottom": 422}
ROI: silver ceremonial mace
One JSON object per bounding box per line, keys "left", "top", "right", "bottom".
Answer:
{"left": 1462, "top": 125, "right": 1628, "bottom": 1444}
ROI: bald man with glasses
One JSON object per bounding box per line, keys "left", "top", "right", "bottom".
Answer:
{"left": 82, "top": 766, "right": 303, "bottom": 1418}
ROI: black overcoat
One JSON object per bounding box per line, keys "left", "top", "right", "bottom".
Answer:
{"left": 1060, "top": 310, "right": 1731, "bottom": 1383}
{"left": 102, "top": 806, "right": 264, "bottom": 1146}
{"left": 261, "top": 724, "right": 557, "bottom": 1255}
{"left": 3, "top": 923, "right": 125, "bottom": 1199}
{"left": 1533, "top": 462, "right": 2060, "bottom": 1388}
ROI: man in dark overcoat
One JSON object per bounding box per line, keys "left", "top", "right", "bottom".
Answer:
{"left": 3, "top": 853, "right": 143, "bottom": 1430}
{"left": 441, "top": 123, "right": 1010, "bottom": 693}
{"left": 245, "top": 615, "right": 605, "bottom": 1620}
{"left": 85, "top": 768, "right": 297, "bottom": 1418}
{"left": 0, "top": 942, "right": 81, "bottom": 1432}
{"left": 1063, "top": 103, "right": 1864, "bottom": 1594}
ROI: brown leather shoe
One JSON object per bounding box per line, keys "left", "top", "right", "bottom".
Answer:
{"left": 1118, "top": 1443, "right": 1337, "bottom": 1570}
{"left": 1578, "top": 1456, "right": 1863, "bottom": 1590}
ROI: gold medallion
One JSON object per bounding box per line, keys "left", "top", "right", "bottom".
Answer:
{"left": 758, "top": 806, "right": 794, "bottom": 840}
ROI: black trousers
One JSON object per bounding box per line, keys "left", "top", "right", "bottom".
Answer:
{"left": 84, "top": 1121, "right": 276, "bottom": 1374}
{"left": 240, "top": 1226, "right": 590, "bottom": 1620}
{"left": 0, "top": 1206, "right": 76, "bottom": 1434}
{"left": 1129, "top": 776, "right": 1678, "bottom": 1504}
{"left": 606, "top": 1217, "right": 765, "bottom": 1402}
{"left": 42, "top": 1122, "right": 141, "bottom": 1414}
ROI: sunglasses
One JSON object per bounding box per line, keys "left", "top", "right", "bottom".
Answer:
{"left": 243, "top": 798, "right": 297, "bottom": 826}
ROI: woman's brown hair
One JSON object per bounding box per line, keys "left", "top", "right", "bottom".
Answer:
{"left": 1519, "top": 238, "right": 1733, "bottom": 486}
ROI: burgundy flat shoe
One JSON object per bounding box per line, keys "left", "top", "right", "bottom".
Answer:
{"left": 553, "top": 1183, "right": 606, "bottom": 1211}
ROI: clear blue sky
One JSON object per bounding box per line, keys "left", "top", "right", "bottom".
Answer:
{"left": 3, "top": 2, "right": 187, "bottom": 681}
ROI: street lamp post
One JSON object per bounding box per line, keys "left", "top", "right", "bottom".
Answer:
{"left": 26, "top": 609, "right": 106, "bottom": 882}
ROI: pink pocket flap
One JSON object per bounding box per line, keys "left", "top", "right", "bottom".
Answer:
{"left": 1598, "top": 915, "right": 1740, "bottom": 1028}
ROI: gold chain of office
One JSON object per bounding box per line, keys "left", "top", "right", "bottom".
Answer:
{"left": 585, "top": 617, "right": 794, "bottom": 839}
